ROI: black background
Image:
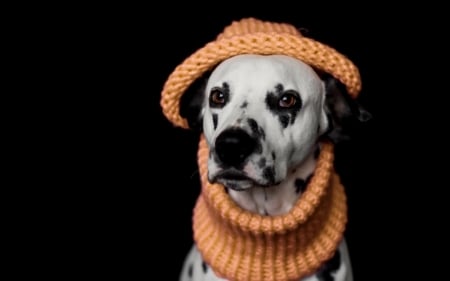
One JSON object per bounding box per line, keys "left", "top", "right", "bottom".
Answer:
{"left": 66, "top": 5, "right": 441, "bottom": 280}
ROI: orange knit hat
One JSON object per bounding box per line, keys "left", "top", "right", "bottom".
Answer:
{"left": 160, "top": 17, "right": 361, "bottom": 129}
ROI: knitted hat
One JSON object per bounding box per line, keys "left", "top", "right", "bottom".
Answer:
{"left": 160, "top": 17, "right": 361, "bottom": 129}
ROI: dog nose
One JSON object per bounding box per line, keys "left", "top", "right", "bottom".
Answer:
{"left": 215, "top": 129, "right": 256, "bottom": 167}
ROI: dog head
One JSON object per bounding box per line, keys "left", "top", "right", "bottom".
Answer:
{"left": 181, "top": 54, "right": 370, "bottom": 191}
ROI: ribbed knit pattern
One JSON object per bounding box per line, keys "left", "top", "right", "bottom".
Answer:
{"left": 160, "top": 17, "right": 361, "bottom": 129}
{"left": 193, "top": 136, "right": 347, "bottom": 281}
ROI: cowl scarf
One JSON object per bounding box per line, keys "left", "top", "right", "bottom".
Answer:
{"left": 193, "top": 136, "right": 347, "bottom": 281}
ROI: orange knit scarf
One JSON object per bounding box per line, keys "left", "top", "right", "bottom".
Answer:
{"left": 193, "top": 136, "right": 347, "bottom": 281}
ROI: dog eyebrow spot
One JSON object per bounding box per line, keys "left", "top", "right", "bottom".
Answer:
{"left": 212, "top": 113, "right": 218, "bottom": 130}
{"left": 240, "top": 101, "right": 248, "bottom": 108}
{"left": 222, "top": 82, "right": 230, "bottom": 92}
{"left": 275, "top": 83, "right": 284, "bottom": 94}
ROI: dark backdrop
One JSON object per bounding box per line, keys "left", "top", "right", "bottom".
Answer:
{"left": 75, "top": 6, "right": 429, "bottom": 280}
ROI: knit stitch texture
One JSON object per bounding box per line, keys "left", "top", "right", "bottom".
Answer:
{"left": 193, "top": 136, "right": 347, "bottom": 281}
{"left": 160, "top": 17, "right": 361, "bottom": 129}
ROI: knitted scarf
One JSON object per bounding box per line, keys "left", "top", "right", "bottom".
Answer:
{"left": 193, "top": 136, "right": 347, "bottom": 281}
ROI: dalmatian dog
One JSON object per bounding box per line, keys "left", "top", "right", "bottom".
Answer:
{"left": 179, "top": 54, "right": 371, "bottom": 281}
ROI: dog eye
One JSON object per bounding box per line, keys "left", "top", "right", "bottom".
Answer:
{"left": 278, "top": 93, "right": 297, "bottom": 108}
{"left": 209, "top": 88, "right": 228, "bottom": 108}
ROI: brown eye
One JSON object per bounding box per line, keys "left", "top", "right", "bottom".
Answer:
{"left": 211, "top": 90, "right": 225, "bottom": 104}
{"left": 279, "top": 93, "right": 297, "bottom": 108}
{"left": 209, "top": 88, "right": 228, "bottom": 108}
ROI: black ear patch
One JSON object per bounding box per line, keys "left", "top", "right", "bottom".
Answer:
{"left": 179, "top": 71, "right": 211, "bottom": 131}
{"left": 323, "top": 75, "right": 372, "bottom": 142}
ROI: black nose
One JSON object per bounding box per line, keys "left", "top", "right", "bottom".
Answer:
{"left": 215, "top": 129, "right": 256, "bottom": 167}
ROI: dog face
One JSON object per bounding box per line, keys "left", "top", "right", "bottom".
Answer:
{"left": 180, "top": 54, "right": 370, "bottom": 191}
{"left": 202, "top": 54, "right": 328, "bottom": 190}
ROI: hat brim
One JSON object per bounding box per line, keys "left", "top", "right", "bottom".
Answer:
{"left": 161, "top": 32, "right": 361, "bottom": 129}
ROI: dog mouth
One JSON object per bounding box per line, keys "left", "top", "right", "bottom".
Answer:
{"left": 209, "top": 169, "right": 274, "bottom": 191}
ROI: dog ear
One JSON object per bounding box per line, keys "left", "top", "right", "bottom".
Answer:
{"left": 179, "top": 71, "right": 210, "bottom": 132}
{"left": 322, "top": 74, "right": 372, "bottom": 143}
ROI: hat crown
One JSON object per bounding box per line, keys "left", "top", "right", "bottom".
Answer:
{"left": 217, "top": 18, "right": 302, "bottom": 40}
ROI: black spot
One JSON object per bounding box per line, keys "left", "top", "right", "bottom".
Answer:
{"left": 327, "top": 251, "right": 341, "bottom": 272}
{"left": 272, "top": 151, "right": 276, "bottom": 160}
{"left": 317, "top": 250, "right": 341, "bottom": 281}
{"left": 262, "top": 167, "right": 275, "bottom": 184}
{"left": 295, "top": 178, "right": 306, "bottom": 194}
{"left": 224, "top": 186, "right": 229, "bottom": 194}
{"left": 265, "top": 84, "right": 302, "bottom": 129}
{"left": 295, "top": 174, "right": 314, "bottom": 194}
{"left": 314, "top": 146, "right": 321, "bottom": 159}
{"left": 264, "top": 209, "right": 269, "bottom": 216}
{"left": 247, "top": 118, "right": 265, "bottom": 140}
{"left": 188, "top": 264, "right": 193, "bottom": 277}
{"left": 248, "top": 118, "right": 258, "bottom": 134}
{"left": 254, "top": 142, "right": 263, "bottom": 154}
{"left": 275, "top": 83, "right": 283, "bottom": 94}
{"left": 212, "top": 113, "right": 218, "bottom": 130}
{"left": 240, "top": 101, "right": 248, "bottom": 108}
{"left": 247, "top": 118, "right": 258, "bottom": 133}
{"left": 279, "top": 115, "right": 289, "bottom": 128}
{"left": 258, "top": 157, "right": 266, "bottom": 168}
{"left": 202, "top": 261, "right": 208, "bottom": 273}
{"left": 222, "top": 83, "right": 229, "bottom": 90}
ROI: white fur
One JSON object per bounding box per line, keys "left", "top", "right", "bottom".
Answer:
{"left": 204, "top": 55, "right": 328, "bottom": 192}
